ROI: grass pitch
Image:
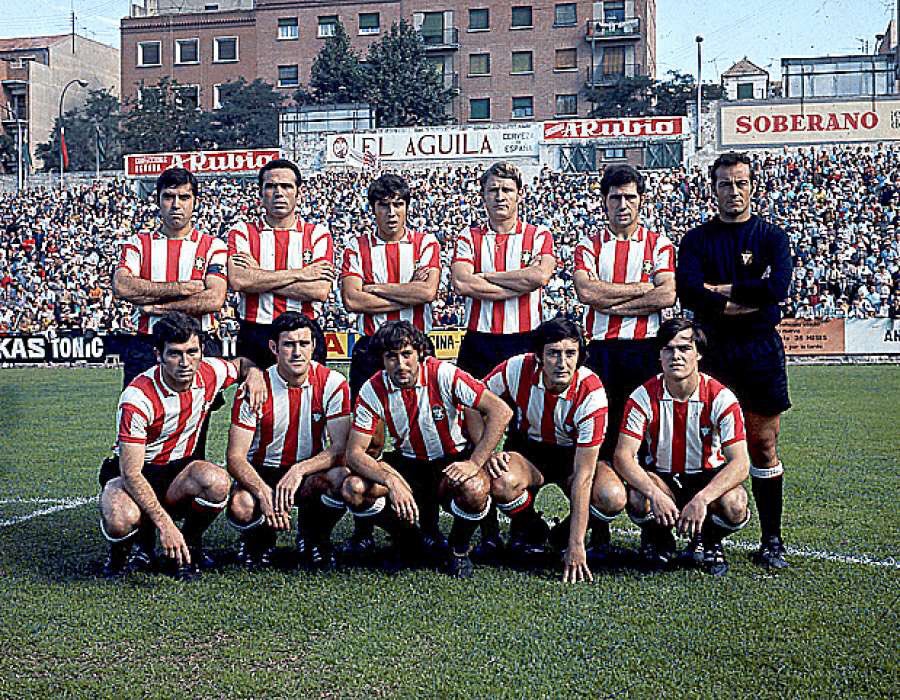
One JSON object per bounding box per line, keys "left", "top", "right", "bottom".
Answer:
{"left": 0, "top": 365, "right": 897, "bottom": 698}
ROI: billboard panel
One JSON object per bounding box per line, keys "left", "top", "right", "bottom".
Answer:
{"left": 124, "top": 148, "right": 281, "bottom": 178}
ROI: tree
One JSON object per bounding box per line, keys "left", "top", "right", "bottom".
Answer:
{"left": 651, "top": 70, "right": 725, "bottom": 116}
{"left": 197, "top": 78, "right": 283, "bottom": 149}
{"left": 35, "top": 88, "right": 122, "bottom": 172}
{"left": 119, "top": 77, "right": 206, "bottom": 154}
{"left": 308, "top": 21, "right": 367, "bottom": 104}
{"left": 0, "top": 133, "right": 16, "bottom": 174}
{"left": 586, "top": 70, "right": 725, "bottom": 118}
{"left": 364, "top": 19, "right": 452, "bottom": 127}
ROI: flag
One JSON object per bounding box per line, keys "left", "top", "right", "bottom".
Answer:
{"left": 22, "top": 138, "right": 32, "bottom": 175}
{"left": 362, "top": 149, "right": 379, "bottom": 171}
{"left": 96, "top": 125, "right": 106, "bottom": 161}
{"left": 59, "top": 126, "right": 69, "bottom": 170}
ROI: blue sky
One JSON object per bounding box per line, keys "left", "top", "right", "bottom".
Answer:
{"left": 0, "top": 0, "right": 894, "bottom": 80}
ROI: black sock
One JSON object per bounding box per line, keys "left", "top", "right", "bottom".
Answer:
{"left": 508, "top": 503, "right": 542, "bottom": 541}
{"left": 752, "top": 474, "right": 783, "bottom": 541}
{"left": 700, "top": 517, "right": 729, "bottom": 547}
{"left": 181, "top": 505, "right": 222, "bottom": 549}
{"left": 480, "top": 504, "right": 500, "bottom": 539}
{"left": 351, "top": 516, "right": 376, "bottom": 539}
{"left": 299, "top": 495, "right": 346, "bottom": 546}
{"left": 588, "top": 516, "right": 610, "bottom": 546}
{"left": 449, "top": 515, "right": 480, "bottom": 555}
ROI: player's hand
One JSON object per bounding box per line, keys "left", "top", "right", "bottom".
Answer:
{"left": 442, "top": 459, "right": 481, "bottom": 486}
{"left": 387, "top": 477, "right": 419, "bottom": 524}
{"left": 677, "top": 498, "right": 708, "bottom": 539}
{"left": 181, "top": 279, "right": 206, "bottom": 296}
{"left": 649, "top": 489, "right": 679, "bottom": 528}
{"left": 275, "top": 467, "right": 304, "bottom": 517}
{"left": 562, "top": 542, "right": 593, "bottom": 583}
{"left": 412, "top": 266, "right": 431, "bottom": 282}
{"left": 240, "top": 367, "right": 267, "bottom": 413}
{"left": 158, "top": 520, "right": 191, "bottom": 566}
{"left": 231, "top": 252, "right": 259, "bottom": 270}
{"left": 298, "top": 260, "right": 336, "bottom": 283}
{"left": 485, "top": 452, "right": 511, "bottom": 479}
{"left": 259, "top": 488, "right": 291, "bottom": 531}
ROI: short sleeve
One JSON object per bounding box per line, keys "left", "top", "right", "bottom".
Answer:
{"left": 452, "top": 227, "right": 475, "bottom": 266}
{"left": 326, "top": 375, "right": 352, "bottom": 419}
{"left": 116, "top": 235, "right": 142, "bottom": 275}
{"left": 573, "top": 236, "right": 596, "bottom": 273}
{"left": 117, "top": 403, "right": 149, "bottom": 444}
{"left": 230, "top": 392, "right": 257, "bottom": 432}
{"left": 620, "top": 396, "right": 649, "bottom": 441}
{"left": 311, "top": 225, "right": 334, "bottom": 266}
{"left": 227, "top": 224, "right": 250, "bottom": 257}
{"left": 341, "top": 239, "right": 363, "bottom": 280}
{"left": 654, "top": 235, "right": 676, "bottom": 275}
{"left": 451, "top": 367, "right": 486, "bottom": 408}
{"left": 352, "top": 396, "right": 379, "bottom": 435}
{"left": 206, "top": 238, "right": 228, "bottom": 280}
{"left": 418, "top": 233, "right": 441, "bottom": 270}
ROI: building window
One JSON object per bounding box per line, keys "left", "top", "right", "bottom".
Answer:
{"left": 469, "top": 8, "right": 489, "bottom": 31}
{"left": 175, "top": 38, "right": 199, "bottom": 65}
{"left": 470, "top": 98, "right": 490, "bottom": 120}
{"left": 555, "top": 48, "right": 577, "bottom": 71}
{"left": 278, "top": 18, "right": 299, "bottom": 40}
{"left": 469, "top": 53, "right": 490, "bottom": 76}
{"left": 204, "top": 3, "right": 218, "bottom": 10}
{"left": 318, "top": 16, "right": 338, "bottom": 38}
{"left": 511, "top": 51, "right": 533, "bottom": 74}
{"left": 601, "top": 45, "right": 627, "bottom": 75}
{"left": 512, "top": 96, "right": 534, "bottom": 119}
{"left": 421, "top": 12, "right": 446, "bottom": 45}
{"left": 556, "top": 94, "right": 577, "bottom": 115}
{"left": 359, "top": 13, "right": 380, "bottom": 34}
{"left": 176, "top": 85, "right": 200, "bottom": 111}
{"left": 213, "top": 84, "right": 224, "bottom": 109}
{"left": 604, "top": 148, "right": 626, "bottom": 160}
{"left": 554, "top": 3, "right": 577, "bottom": 27}
{"left": 511, "top": 6, "right": 533, "bottom": 29}
{"left": 213, "top": 36, "right": 238, "bottom": 62}
{"left": 137, "top": 41, "right": 161, "bottom": 67}
{"left": 736, "top": 82, "right": 754, "bottom": 99}
{"left": 278, "top": 65, "right": 300, "bottom": 88}
{"left": 604, "top": 1, "right": 626, "bottom": 23}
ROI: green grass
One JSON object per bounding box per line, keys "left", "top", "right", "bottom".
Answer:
{"left": 0, "top": 366, "right": 897, "bottom": 698}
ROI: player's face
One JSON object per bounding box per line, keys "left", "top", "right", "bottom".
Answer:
{"left": 713, "top": 162, "right": 753, "bottom": 222}
{"left": 373, "top": 194, "right": 408, "bottom": 240}
{"left": 157, "top": 335, "right": 202, "bottom": 390}
{"left": 260, "top": 168, "right": 299, "bottom": 221}
{"left": 482, "top": 175, "right": 520, "bottom": 225}
{"left": 540, "top": 338, "right": 580, "bottom": 393}
{"left": 157, "top": 183, "right": 195, "bottom": 234}
{"left": 271, "top": 327, "right": 314, "bottom": 380}
{"left": 383, "top": 342, "right": 420, "bottom": 389}
{"left": 604, "top": 182, "right": 641, "bottom": 235}
{"left": 660, "top": 329, "right": 701, "bottom": 382}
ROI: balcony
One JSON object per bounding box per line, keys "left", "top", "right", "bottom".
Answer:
{"left": 419, "top": 27, "right": 460, "bottom": 51}
{"left": 585, "top": 17, "right": 641, "bottom": 42}
{"left": 585, "top": 63, "right": 642, "bottom": 87}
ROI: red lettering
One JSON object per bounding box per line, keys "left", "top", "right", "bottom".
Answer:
{"left": 772, "top": 115, "right": 788, "bottom": 132}
{"left": 754, "top": 115, "right": 772, "bottom": 132}
{"left": 735, "top": 115, "right": 752, "bottom": 134}
{"left": 807, "top": 114, "right": 824, "bottom": 131}
{"left": 861, "top": 111, "right": 878, "bottom": 129}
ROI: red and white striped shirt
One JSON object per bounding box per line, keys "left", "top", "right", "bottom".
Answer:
{"left": 116, "top": 357, "right": 238, "bottom": 465}
{"left": 231, "top": 361, "right": 350, "bottom": 470}
{"left": 485, "top": 353, "right": 607, "bottom": 449}
{"left": 353, "top": 355, "right": 486, "bottom": 461}
{"left": 452, "top": 220, "right": 555, "bottom": 334}
{"left": 227, "top": 219, "right": 334, "bottom": 324}
{"left": 573, "top": 225, "right": 675, "bottom": 340}
{"left": 341, "top": 228, "right": 441, "bottom": 335}
{"left": 620, "top": 373, "right": 745, "bottom": 474}
{"left": 117, "top": 229, "right": 227, "bottom": 334}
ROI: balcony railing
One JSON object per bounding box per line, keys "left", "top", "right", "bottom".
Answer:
{"left": 585, "top": 62, "right": 643, "bottom": 87}
{"left": 585, "top": 17, "right": 641, "bottom": 41}
{"left": 419, "top": 27, "right": 460, "bottom": 50}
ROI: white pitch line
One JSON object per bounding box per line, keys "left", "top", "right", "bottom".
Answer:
{"left": 0, "top": 496, "right": 96, "bottom": 528}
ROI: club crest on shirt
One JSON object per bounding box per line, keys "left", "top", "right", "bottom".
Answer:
{"left": 741, "top": 251, "right": 753, "bottom": 265}
{"left": 521, "top": 250, "right": 533, "bottom": 266}
{"left": 312, "top": 411, "right": 324, "bottom": 423}
{"left": 431, "top": 405, "right": 446, "bottom": 422}
{"left": 642, "top": 260, "right": 654, "bottom": 276}
{"left": 303, "top": 251, "right": 313, "bottom": 265}
{"left": 700, "top": 426, "right": 711, "bottom": 439}
{"left": 194, "top": 257, "right": 206, "bottom": 271}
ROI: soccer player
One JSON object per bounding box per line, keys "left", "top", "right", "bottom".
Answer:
{"left": 450, "top": 161, "right": 556, "bottom": 555}
{"left": 342, "top": 321, "right": 512, "bottom": 578}
{"left": 112, "top": 168, "right": 227, "bottom": 384}
{"left": 676, "top": 152, "right": 792, "bottom": 569}
{"left": 99, "top": 312, "right": 265, "bottom": 580}
{"left": 613, "top": 318, "right": 751, "bottom": 576}
{"left": 227, "top": 158, "right": 334, "bottom": 369}
{"left": 338, "top": 173, "right": 441, "bottom": 555}
{"left": 473, "top": 318, "right": 625, "bottom": 583}
{"left": 225, "top": 312, "right": 351, "bottom": 570}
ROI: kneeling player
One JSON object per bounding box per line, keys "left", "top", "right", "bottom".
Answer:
{"left": 343, "top": 321, "right": 512, "bottom": 578}
{"left": 613, "top": 318, "right": 751, "bottom": 575}
{"left": 99, "top": 312, "right": 265, "bottom": 580}
{"left": 225, "top": 312, "right": 351, "bottom": 570}
{"left": 474, "top": 318, "right": 626, "bottom": 583}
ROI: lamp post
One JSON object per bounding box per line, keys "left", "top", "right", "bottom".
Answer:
{"left": 58, "top": 78, "right": 88, "bottom": 188}
{"left": 695, "top": 35, "right": 703, "bottom": 151}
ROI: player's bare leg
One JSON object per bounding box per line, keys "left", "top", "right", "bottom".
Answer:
{"left": 626, "top": 472, "right": 677, "bottom": 569}
{"left": 439, "top": 470, "right": 492, "bottom": 578}
{"left": 295, "top": 466, "right": 349, "bottom": 570}
{"left": 584, "top": 461, "right": 627, "bottom": 563}
{"left": 492, "top": 453, "right": 549, "bottom": 559}
{"left": 99, "top": 479, "right": 144, "bottom": 578}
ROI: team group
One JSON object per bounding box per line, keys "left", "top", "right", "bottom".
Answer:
{"left": 99, "top": 154, "right": 793, "bottom": 582}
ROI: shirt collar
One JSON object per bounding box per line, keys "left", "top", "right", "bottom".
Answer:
{"left": 154, "top": 363, "right": 204, "bottom": 397}
{"left": 271, "top": 362, "right": 315, "bottom": 390}
{"left": 152, "top": 228, "right": 200, "bottom": 242}
{"left": 484, "top": 219, "right": 523, "bottom": 237}
{"left": 367, "top": 228, "right": 413, "bottom": 246}
{"left": 604, "top": 224, "right": 645, "bottom": 243}
{"left": 659, "top": 375, "right": 701, "bottom": 403}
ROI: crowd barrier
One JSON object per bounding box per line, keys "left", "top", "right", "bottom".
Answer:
{"left": 0, "top": 322, "right": 896, "bottom": 365}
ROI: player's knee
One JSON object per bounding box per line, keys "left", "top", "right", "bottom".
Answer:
{"left": 748, "top": 432, "right": 779, "bottom": 466}
{"left": 193, "top": 461, "right": 231, "bottom": 501}
{"left": 299, "top": 473, "right": 329, "bottom": 500}
{"left": 716, "top": 487, "right": 749, "bottom": 525}
{"left": 626, "top": 487, "right": 650, "bottom": 516}
{"left": 489, "top": 471, "right": 524, "bottom": 502}
{"left": 228, "top": 488, "right": 257, "bottom": 523}
{"left": 592, "top": 468, "right": 627, "bottom": 513}
{"left": 455, "top": 472, "right": 490, "bottom": 511}
{"left": 341, "top": 475, "right": 370, "bottom": 509}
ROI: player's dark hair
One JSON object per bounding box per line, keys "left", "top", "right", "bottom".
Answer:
{"left": 480, "top": 161, "right": 523, "bottom": 192}
{"left": 371, "top": 320, "right": 428, "bottom": 360}
{"left": 270, "top": 311, "right": 317, "bottom": 346}
{"left": 709, "top": 152, "right": 754, "bottom": 188}
{"left": 656, "top": 317, "right": 707, "bottom": 355}
{"left": 367, "top": 173, "right": 411, "bottom": 207}
{"left": 532, "top": 317, "right": 586, "bottom": 367}
{"left": 258, "top": 158, "right": 302, "bottom": 190}
{"left": 152, "top": 311, "right": 201, "bottom": 352}
{"left": 155, "top": 167, "right": 198, "bottom": 200}
{"left": 600, "top": 164, "right": 646, "bottom": 197}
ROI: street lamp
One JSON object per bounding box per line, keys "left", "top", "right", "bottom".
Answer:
{"left": 695, "top": 36, "right": 703, "bottom": 150}
{"left": 58, "top": 78, "right": 88, "bottom": 188}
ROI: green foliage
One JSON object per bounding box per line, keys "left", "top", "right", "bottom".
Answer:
{"left": 587, "top": 70, "right": 726, "bottom": 118}
{"left": 308, "top": 21, "right": 368, "bottom": 104}
{"left": 119, "top": 77, "right": 207, "bottom": 154}
{"left": 196, "top": 78, "right": 284, "bottom": 149}
{"left": 0, "top": 132, "right": 15, "bottom": 173}
{"left": 35, "top": 88, "right": 121, "bottom": 172}
{"left": 364, "top": 19, "right": 453, "bottom": 127}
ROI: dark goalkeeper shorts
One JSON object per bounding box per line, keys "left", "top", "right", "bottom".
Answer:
{"left": 653, "top": 470, "right": 720, "bottom": 509}
{"left": 456, "top": 329, "right": 536, "bottom": 380}
{"left": 503, "top": 432, "right": 577, "bottom": 490}
{"left": 99, "top": 455, "right": 196, "bottom": 504}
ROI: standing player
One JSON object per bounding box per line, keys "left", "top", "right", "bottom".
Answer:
{"left": 471, "top": 318, "right": 625, "bottom": 582}
{"left": 676, "top": 152, "right": 792, "bottom": 569}
{"left": 227, "top": 158, "right": 334, "bottom": 369}
{"left": 339, "top": 173, "right": 441, "bottom": 555}
{"left": 573, "top": 164, "right": 676, "bottom": 552}
{"left": 226, "top": 312, "right": 351, "bottom": 570}
{"left": 112, "top": 167, "right": 227, "bottom": 388}
{"left": 342, "top": 321, "right": 512, "bottom": 578}
{"left": 614, "top": 318, "right": 751, "bottom": 576}
{"left": 99, "top": 312, "right": 265, "bottom": 580}
{"left": 450, "top": 161, "right": 556, "bottom": 554}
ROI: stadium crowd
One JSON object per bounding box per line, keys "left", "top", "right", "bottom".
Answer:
{"left": 0, "top": 142, "right": 897, "bottom": 335}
